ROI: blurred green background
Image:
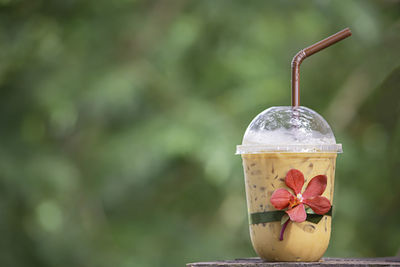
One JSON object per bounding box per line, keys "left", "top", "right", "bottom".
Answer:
{"left": 0, "top": 0, "right": 399, "bottom": 266}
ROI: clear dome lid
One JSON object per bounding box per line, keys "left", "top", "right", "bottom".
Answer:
{"left": 236, "top": 106, "right": 342, "bottom": 154}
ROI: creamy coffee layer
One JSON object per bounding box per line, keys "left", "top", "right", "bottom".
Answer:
{"left": 242, "top": 152, "right": 336, "bottom": 262}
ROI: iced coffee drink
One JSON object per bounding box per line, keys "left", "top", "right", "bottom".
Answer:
{"left": 235, "top": 28, "right": 350, "bottom": 261}
{"left": 242, "top": 152, "right": 336, "bottom": 261}
{"left": 237, "top": 106, "right": 342, "bottom": 261}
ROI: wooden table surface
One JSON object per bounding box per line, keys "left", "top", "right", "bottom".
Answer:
{"left": 187, "top": 257, "right": 400, "bottom": 267}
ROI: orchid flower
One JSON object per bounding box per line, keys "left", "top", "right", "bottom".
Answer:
{"left": 270, "top": 169, "right": 332, "bottom": 240}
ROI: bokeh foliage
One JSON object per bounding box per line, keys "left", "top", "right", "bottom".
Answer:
{"left": 0, "top": 0, "right": 399, "bottom": 266}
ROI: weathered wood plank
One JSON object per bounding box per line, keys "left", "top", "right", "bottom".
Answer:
{"left": 187, "top": 257, "right": 400, "bottom": 267}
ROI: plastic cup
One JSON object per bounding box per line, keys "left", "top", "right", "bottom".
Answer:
{"left": 236, "top": 106, "right": 342, "bottom": 262}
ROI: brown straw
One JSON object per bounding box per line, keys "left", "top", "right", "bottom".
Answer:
{"left": 291, "top": 28, "right": 352, "bottom": 107}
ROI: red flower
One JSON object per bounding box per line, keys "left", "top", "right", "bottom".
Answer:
{"left": 270, "top": 169, "right": 331, "bottom": 223}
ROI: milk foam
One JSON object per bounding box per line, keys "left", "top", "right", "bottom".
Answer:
{"left": 242, "top": 128, "right": 336, "bottom": 145}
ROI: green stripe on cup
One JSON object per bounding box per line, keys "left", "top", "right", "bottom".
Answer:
{"left": 250, "top": 207, "right": 332, "bottom": 225}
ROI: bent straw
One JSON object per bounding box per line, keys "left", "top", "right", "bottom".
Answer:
{"left": 291, "top": 28, "right": 352, "bottom": 107}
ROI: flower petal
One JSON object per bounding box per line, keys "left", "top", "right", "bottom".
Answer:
{"left": 303, "top": 196, "right": 331, "bottom": 215}
{"left": 302, "top": 175, "right": 327, "bottom": 199}
{"left": 285, "top": 169, "right": 304, "bottom": 195}
{"left": 270, "top": 189, "right": 292, "bottom": 210}
{"left": 286, "top": 203, "right": 306, "bottom": 222}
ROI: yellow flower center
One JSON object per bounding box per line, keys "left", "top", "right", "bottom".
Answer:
{"left": 289, "top": 193, "right": 303, "bottom": 208}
